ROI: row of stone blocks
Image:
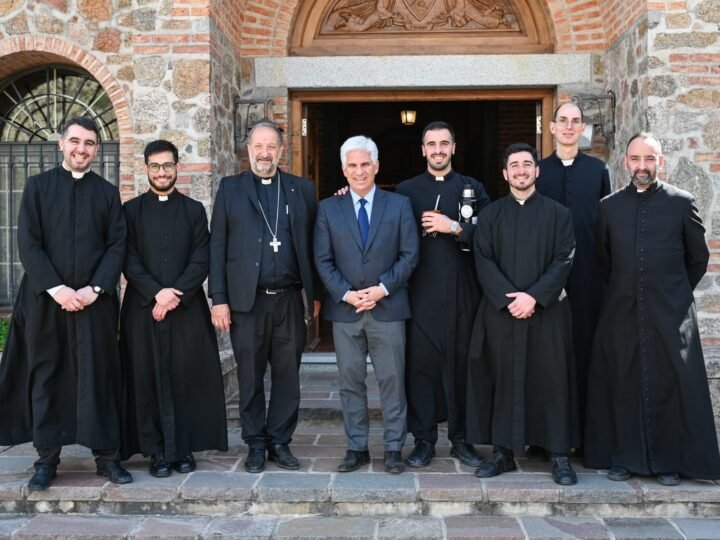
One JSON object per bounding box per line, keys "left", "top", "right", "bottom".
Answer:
{"left": 2, "top": 513, "right": 720, "bottom": 539}
{"left": 1, "top": 470, "right": 719, "bottom": 519}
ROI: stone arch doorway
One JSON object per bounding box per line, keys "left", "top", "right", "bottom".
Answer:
{"left": 0, "top": 65, "right": 121, "bottom": 306}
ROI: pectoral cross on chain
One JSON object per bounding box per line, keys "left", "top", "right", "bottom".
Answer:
{"left": 270, "top": 236, "right": 282, "bottom": 253}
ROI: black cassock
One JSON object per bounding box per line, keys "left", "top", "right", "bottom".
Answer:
{"left": 120, "top": 190, "right": 227, "bottom": 461}
{"left": 585, "top": 181, "right": 720, "bottom": 479}
{"left": 536, "top": 151, "right": 611, "bottom": 432}
{"left": 0, "top": 167, "right": 126, "bottom": 449}
{"left": 395, "top": 171, "right": 490, "bottom": 443}
{"left": 467, "top": 193, "right": 579, "bottom": 454}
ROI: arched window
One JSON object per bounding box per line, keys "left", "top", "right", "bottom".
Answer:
{"left": 0, "top": 66, "right": 120, "bottom": 306}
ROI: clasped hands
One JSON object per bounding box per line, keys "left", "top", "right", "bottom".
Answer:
{"left": 152, "top": 288, "right": 183, "bottom": 321}
{"left": 346, "top": 285, "right": 384, "bottom": 313}
{"left": 506, "top": 292, "right": 536, "bottom": 320}
{"left": 53, "top": 286, "right": 99, "bottom": 312}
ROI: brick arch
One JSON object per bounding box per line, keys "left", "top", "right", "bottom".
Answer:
{"left": 0, "top": 35, "right": 133, "bottom": 180}
{"left": 232, "top": 0, "right": 628, "bottom": 56}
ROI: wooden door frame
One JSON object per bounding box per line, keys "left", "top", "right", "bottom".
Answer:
{"left": 289, "top": 88, "right": 556, "bottom": 180}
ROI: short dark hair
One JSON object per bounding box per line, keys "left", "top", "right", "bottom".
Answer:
{"left": 248, "top": 119, "right": 284, "bottom": 146}
{"left": 144, "top": 139, "right": 179, "bottom": 164}
{"left": 422, "top": 121, "right": 455, "bottom": 144}
{"left": 503, "top": 143, "right": 538, "bottom": 169}
{"left": 552, "top": 102, "right": 584, "bottom": 122}
{"left": 61, "top": 116, "right": 99, "bottom": 140}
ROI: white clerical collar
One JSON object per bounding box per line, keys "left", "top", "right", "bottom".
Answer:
{"left": 158, "top": 195, "right": 169, "bottom": 201}
{"left": 62, "top": 162, "right": 91, "bottom": 180}
{"left": 561, "top": 158, "right": 575, "bottom": 166}
{"left": 435, "top": 176, "right": 444, "bottom": 182}
{"left": 261, "top": 178, "right": 272, "bottom": 185}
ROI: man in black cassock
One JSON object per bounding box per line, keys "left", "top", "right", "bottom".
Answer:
{"left": 209, "top": 120, "right": 319, "bottom": 473}
{"left": 0, "top": 116, "right": 132, "bottom": 490}
{"left": 536, "top": 103, "right": 611, "bottom": 457}
{"left": 585, "top": 133, "right": 720, "bottom": 486}
{"left": 468, "top": 143, "right": 579, "bottom": 486}
{"left": 120, "top": 140, "right": 228, "bottom": 478}
{"left": 395, "top": 121, "right": 490, "bottom": 468}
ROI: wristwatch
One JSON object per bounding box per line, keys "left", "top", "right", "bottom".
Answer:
{"left": 450, "top": 221, "right": 460, "bottom": 234}
{"left": 92, "top": 285, "right": 104, "bottom": 295}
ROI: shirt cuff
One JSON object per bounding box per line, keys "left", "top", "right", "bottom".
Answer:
{"left": 47, "top": 285, "right": 65, "bottom": 297}
{"left": 380, "top": 283, "right": 389, "bottom": 296}
{"left": 342, "top": 290, "right": 351, "bottom": 303}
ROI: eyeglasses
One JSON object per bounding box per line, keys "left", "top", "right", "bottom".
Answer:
{"left": 553, "top": 117, "right": 583, "bottom": 128}
{"left": 147, "top": 162, "right": 176, "bottom": 172}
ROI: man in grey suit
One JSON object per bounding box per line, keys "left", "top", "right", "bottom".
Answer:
{"left": 314, "top": 136, "right": 420, "bottom": 474}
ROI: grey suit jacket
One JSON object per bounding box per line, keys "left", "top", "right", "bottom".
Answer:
{"left": 314, "top": 188, "right": 419, "bottom": 322}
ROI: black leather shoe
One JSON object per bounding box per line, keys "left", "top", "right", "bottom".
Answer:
{"left": 607, "top": 465, "right": 631, "bottom": 481}
{"left": 551, "top": 456, "right": 577, "bottom": 486}
{"left": 474, "top": 450, "right": 516, "bottom": 478}
{"left": 96, "top": 461, "right": 133, "bottom": 484}
{"left": 244, "top": 447, "right": 266, "bottom": 473}
{"left": 267, "top": 444, "right": 300, "bottom": 470}
{"left": 384, "top": 451, "right": 404, "bottom": 474}
{"left": 656, "top": 472, "right": 681, "bottom": 486}
{"left": 407, "top": 440, "right": 435, "bottom": 468}
{"left": 28, "top": 465, "right": 56, "bottom": 491}
{"left": 149, "top": 455, "right": 172, "bottom": 478}
{"left": 525, "top": 445, "right": 549, "bottom": 461}
{"left": 173, "top": 454, "right": 196, "bottom": 474}
{"left": 450, "top": 441, "right": 483, "bottom": 467}
{"left": 337, "top": 450, "right": 370, "bottom": 473}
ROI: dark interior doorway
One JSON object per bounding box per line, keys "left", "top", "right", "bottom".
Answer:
{"left": 306, "top": 100, "right": 539, "bottom": 202}
{"left": 300, "top": 98, "right": 542, "bottom": 352}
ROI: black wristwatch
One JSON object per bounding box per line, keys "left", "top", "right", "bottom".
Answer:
{"left": 92, "top": 285, "right": 104, "bottom": 295}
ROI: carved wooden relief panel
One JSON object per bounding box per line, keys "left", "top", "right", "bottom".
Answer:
{"left": 322, "top": 0, "right": 520, "bottom": 34}
{"left": 291, "top": 0, "right": 552, "bottom": 55}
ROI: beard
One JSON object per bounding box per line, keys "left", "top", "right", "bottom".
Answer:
{"left": 149, "top": 174, "right": 177, "bottom": 194}
{"left": 426, "top": 154, "right": 451, "bottom": 172}
{"left": 251, "top": 158, "right": 278, "bottom": 177}
{"left": 631, "top": 168, "right": 655, "bottom": 186}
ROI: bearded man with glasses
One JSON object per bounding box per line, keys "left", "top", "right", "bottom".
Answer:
{"left": 119, "top": 139, "right": 228, "bottom": 478}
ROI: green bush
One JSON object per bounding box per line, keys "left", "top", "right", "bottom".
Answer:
{"left": 0, "top": 317, "right": 9, "bottom": 351}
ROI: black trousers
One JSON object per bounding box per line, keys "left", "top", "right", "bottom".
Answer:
{"left": 230, "top": 291, "right": 306, "bottom": 447}
{"left": 406, "top": 324, "right": 468, "bottom": 444}
{"left": 34, "top": 447, "right": 121, "bottom": 470}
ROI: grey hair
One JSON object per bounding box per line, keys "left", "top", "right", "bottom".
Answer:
{"left": 340, "top": 136, "right": 378, "bottom": 165}
{"left": 248, "top": 119, "right": 284, "bottom": 146}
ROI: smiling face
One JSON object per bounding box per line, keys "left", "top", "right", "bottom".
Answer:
{"left": 59, "top": 124, "right": 98, "bottom": 173}
{"left": 145, "top": 150, "right": 178, "bottom": 195}
{"left": 422, "top": 128, "right": 455, "bottom": 175}
{"left": 550, "top": 103, "right": 585, "bottom": 149}
{"left": 625, "top": 136, "right": 664, "bottom": 187}
{"left": 248, "top": 125, "right": 283, "bottom": 177}
{"left": 503, "top": 150, "right": 539, "bottom": 196}
{"left": 342, "top": 149, "right": 378, "bottom": 198}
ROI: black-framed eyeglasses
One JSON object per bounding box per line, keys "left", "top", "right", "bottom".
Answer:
{"left": 148, "top": 162, "right": 177, "bottom": 172}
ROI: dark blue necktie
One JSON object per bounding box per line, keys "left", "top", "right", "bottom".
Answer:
{"left": 358, "top": 198, "right": 369, "bottom": 248}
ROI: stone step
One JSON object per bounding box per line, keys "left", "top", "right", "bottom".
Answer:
{"left": 1, "top": 428, "right": 719, "bottom": 520}
{"left": 3, "top": 513, "right": 720, "bottom": 539}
